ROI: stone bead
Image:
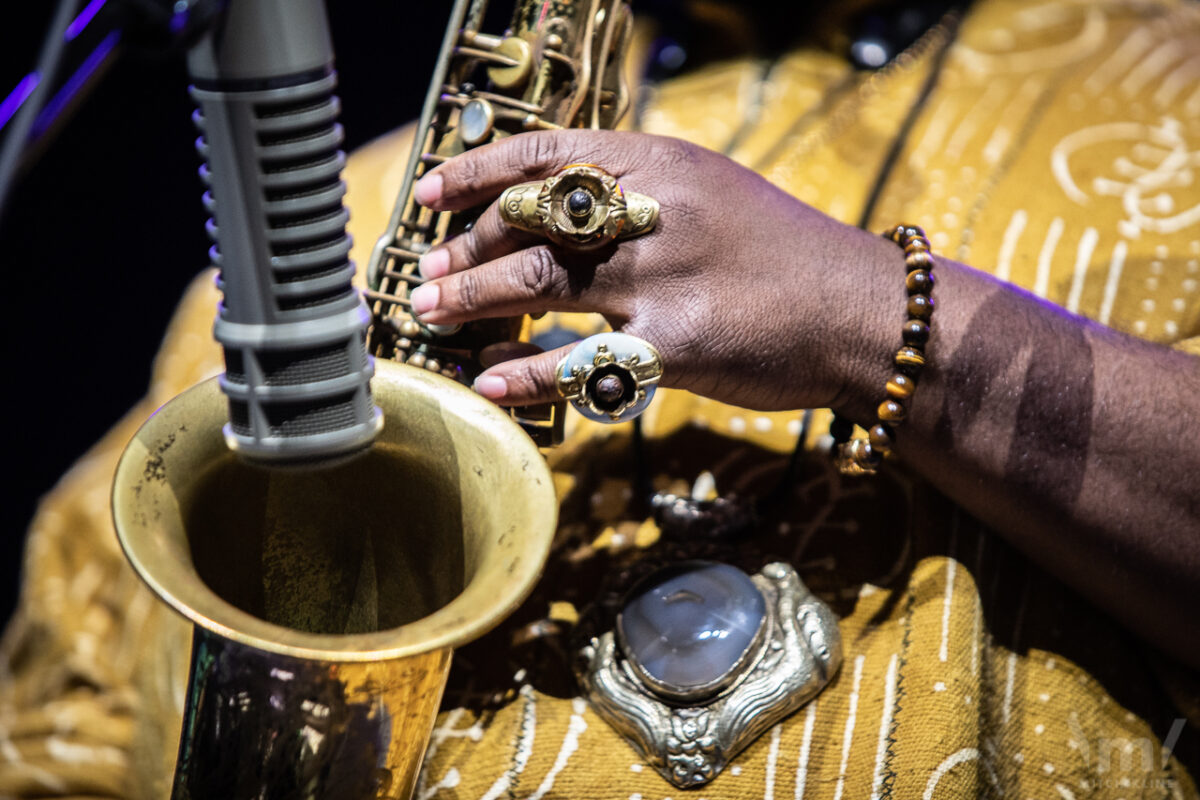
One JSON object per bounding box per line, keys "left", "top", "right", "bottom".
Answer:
{"left": 595, "top": 374, "right": 625, "bottom": 404}
{"left": 878, "top": 398, "right": 906, "bottom": 423}
{"left": 906, "top": 250, "right": 934, "bottom": 270}
{"left": 619, "top": 562, "right": 765, "bottom": 694}
{"left": 399, "top": 319, "right": 422, "bottom": 337}
{"left": 886, "top": 373, "right": 915, "bottom": 401}
{"left": 902, "top": 319, "right": 930, "bottom": 347}
{"left": 904, "top": 240, "right": 930, "bottom": 255}
{"left": 567, "top": 188, "right": 593, "bottom": 218}
{"left": 903, "top": 225, "right": 926, "bottom": 240}
{"left": 894, "top": 346, "right": 925, "bottom": 376}
{"left": 407, "top": 353, "right": 427, "bottom": 368}
{"left": 868, "top": 423, "right": 895, "bottom": 452}
{"left": 906, "top": 269, "right": 935, "bottom": 294}
{"left": 852, "top": 439, "right": 882, "bottom": 468}
{"left": 907, "top": 294, "right": 934, "bottom": 320}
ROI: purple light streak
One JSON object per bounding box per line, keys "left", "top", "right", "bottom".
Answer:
{"left": 65, "top": 0, "right": 107, "bottom": 41}
{"left": 32, "top": 31, "right": 121, "bottom": 138}
{"left": 1, "top": 0, "right": 109, "bottom": 134}
{"left": 169, "top": 7, "right": 191, "bottom": 35}
{"left": 0, "top": 74, "right": 40, "bottom": 132}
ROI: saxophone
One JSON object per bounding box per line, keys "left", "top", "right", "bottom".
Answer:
{"left": 110, "top": 2, "right": 635, "bottom": 799}
{"left": 366, "top": 0, "right": 635, "bottom": 447}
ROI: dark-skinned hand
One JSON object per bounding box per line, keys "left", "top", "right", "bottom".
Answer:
{"left": 409, "top": 129, "right": 903, "bottom": 415}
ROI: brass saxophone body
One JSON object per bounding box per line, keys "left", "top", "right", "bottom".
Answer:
{"left": 366, "top": 0, "right": 634, "bottom": 447}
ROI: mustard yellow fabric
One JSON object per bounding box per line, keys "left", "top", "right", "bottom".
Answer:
{"left": 3, "top": 0, "right": 1200, "bottom": 798}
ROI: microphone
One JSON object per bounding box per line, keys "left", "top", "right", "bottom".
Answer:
{"left": 187, "top": 0, "right": 381, "bottom": 464}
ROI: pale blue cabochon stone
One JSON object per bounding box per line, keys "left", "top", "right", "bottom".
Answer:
{"left": 619, "top": 562, "right": 766, "bottom": 692}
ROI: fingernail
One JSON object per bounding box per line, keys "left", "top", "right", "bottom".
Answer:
{"left": 410, "top": 283, "right": 439, "bottom": 315}
{"left": 414, "top": 173, "right": 443, "bottom": 207}
{"left": 419, "top": 248, "right": 450, "bottom": 279}
{"left": 474, "top": 374, "right": 507, "bottom": 400}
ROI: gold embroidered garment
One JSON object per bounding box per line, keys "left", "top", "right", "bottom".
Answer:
{"left": 2, "top": 0, "right": 1199, "bottom": 798}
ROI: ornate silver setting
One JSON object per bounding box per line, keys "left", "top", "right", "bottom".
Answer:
{"left": 576, "top": 562, "right": 842, "bottom": 788}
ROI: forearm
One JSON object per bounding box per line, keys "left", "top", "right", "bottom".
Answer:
{"left": 836, "top": 238, "right": 1200, "bottom": 665}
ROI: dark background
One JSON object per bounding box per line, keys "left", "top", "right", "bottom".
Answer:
{"left": 0, "top": 2, "right": 514, "bottom": 627}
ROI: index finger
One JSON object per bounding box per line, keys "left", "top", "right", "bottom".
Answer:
{"left": 413, "top": 129, "right": 641, "bottom": 212}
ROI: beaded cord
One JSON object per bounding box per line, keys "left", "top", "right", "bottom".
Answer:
{"left": 832, "top": 224, "right": 935, "bottom": 475}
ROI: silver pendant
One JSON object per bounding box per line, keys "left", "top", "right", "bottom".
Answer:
{"left": 576, "top": 561, "right": 842, "bottom": 788}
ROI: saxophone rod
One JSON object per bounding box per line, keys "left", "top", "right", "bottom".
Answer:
{"left": 367, "top": 0, "right": 478, "bottom": 287}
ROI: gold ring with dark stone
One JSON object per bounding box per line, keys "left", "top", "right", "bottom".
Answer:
{"left": 499, "top": 164, "right": 659, "bottom": 250}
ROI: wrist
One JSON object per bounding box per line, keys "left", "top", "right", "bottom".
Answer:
{"left": 826, "top": 224, "right": 911, "bottom": 426}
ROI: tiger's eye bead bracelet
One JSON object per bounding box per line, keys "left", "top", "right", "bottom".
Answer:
{"left": 832, "top": 224, "right": 936, "bottom": 476}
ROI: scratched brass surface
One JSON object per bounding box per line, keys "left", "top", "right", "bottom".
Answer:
{"left": 112, "top": 359, "right": 557, "bottom": 798}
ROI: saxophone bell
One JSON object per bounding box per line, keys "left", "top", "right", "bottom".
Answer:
{"left": 112, "top": 360, "right": 557, "bottom": 800}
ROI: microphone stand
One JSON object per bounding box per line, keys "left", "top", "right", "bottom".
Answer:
{"left": 0, "top": 0, "right": 224, "bottom": 222}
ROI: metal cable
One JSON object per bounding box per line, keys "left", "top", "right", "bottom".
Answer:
{"left": 0, "top": 0, "right": 82, "bottom": 223}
